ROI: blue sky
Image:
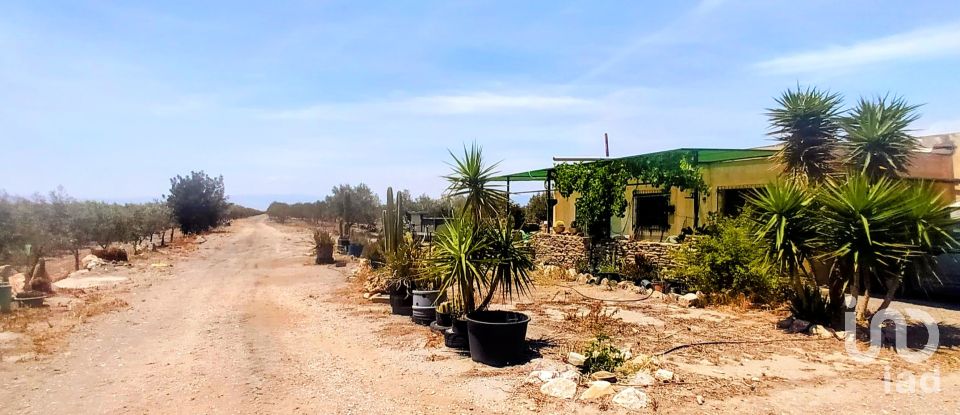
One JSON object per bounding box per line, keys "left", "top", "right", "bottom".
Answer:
{"left": 3, "top": 1, "right": 960, "bottom": 208}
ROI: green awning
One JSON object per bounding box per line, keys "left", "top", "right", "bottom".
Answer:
{"left": 490, "top": 148, "right": 775, "bottom": 182}
{"left": 490, "top": 168, "right": 551, "bottom": 182}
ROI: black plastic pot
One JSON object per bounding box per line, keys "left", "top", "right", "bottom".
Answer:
{"left": 389, "top": 287, "right": 413, "bottom": 316}
{"left": 436, "top": 311, "right": 453, "bottom": 327}
{"left": 465, "top": 310, "right": 530, "bottom": 367}
{"left": 443, "top": 318, "right": 469, "bottom": 350}
{"left": 348, "top": 243, "right": 363, "bottom": 257}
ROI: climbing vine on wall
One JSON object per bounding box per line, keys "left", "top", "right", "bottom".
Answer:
{"left": 554, "top": 151, "right": 707, "bottom": 240}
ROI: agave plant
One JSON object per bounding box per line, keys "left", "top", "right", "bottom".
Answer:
{"left": 746, "top": 179, "right": 816, "bottom": 291}
{"left": 443, "top": 143, "right": 507, "bottom": 222}
{"left": 766, "top": 86, "right": 844, "bottom": 183}
{"left": 841, "top": 95, "right": 921, "bottom": 180}
{"left": 815, "top": 174, "right": 914, "bottom": 319}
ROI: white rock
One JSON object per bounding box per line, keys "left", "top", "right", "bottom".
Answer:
{"left": 579, "top": 381, "right": 615, "bottom": 400}
{"left": 678, "top": 292, "right": 701, "bottom": 308}
{"left": 526, "top": 370, "right": 556, "bottom": 384}
{"left": 630, "top": 372, "right": 655, "bottom": 386}
{"left": 654, "top": 368, "right": 674, "bottom": 382}
{"left": 567, "top": 351, "right": 586, "bottom": 366}
{"left": 540, "top": 378, "right": 577, "bottom": 399}
{"left": 80, "top": 254, "right": 100, "bottom": 269}
{"left": 696, "top": 394, "right": 705, "bottom": 405}
{"left": 559, "top": 369, "right": 581, "bottom": 382}
{"left": 612, "top": 387, "right": 649, "bottom": 410}
{"left": 808, "top": 324, "right": 835, "bottom": 339}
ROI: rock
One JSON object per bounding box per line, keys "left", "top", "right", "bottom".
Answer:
{"left": 599, "top": 278, "right": 609, "bottom": 287}
{"left": 576, "top": 274, "right": 588, "bottom": 284}
{"left": 150, "top": 263, "right": 172, "bottom": 268}
{"left": 667, "top": 292, "right": 680, "bottom": 302}
{"left": 654, "top": 368, "right": 674, "bottom": 382}
{"left": 196, "top": 236, "right": 207, "bottom": 244}
{"left": 566, "top": 268, "right": 578, "bottom": 279}
{"left": 80, "top": 254, "right": 99, "bottom": 269}
{"left": 612, "top": 387, "right": 649, "bottom": 410}
{"left": 567, "top": 351, "right": 586, "bottom": 366}
{"left": 777, "top": 316, "right": 795, "bottom": 329}
{"left": 696, "top": 394, "right": 705, "bottom": 405}
{"left": 617, "top": 281, "right": 635, "bottom": 290}
{"left": 579, "top": 381, "right": 615, "bottom": 400}
{"left": 649, "top": 291, "right": 666, "bottom": 300}
{"left": 526, "top": 370, "right": 556, "bottom": 384}
{"left": 540, "top": 378, "right": 577, "bottom": 399}
{"left": 590, "top": 370, "right": 617, "bottom": 383}
{"left": 8, "top": 273, "right": 25, "bottom": 294}
{"left": 789, "top": 319, "right": 811, "bottom": 333}
{"left": 678, "top": 292, "right": 701, "bottom": 308}
{"left": 630, "top": 372, "right": 656, "bottom": 386}
{"left": 808, "top": 324, "right": 835, "bottom": 339}
{"left": 559, "top": 370, "right": 581, "bottom": 382}
{"left": 0, "top": 265, "right": 16, "bottom": 282}
{"left": 833, "top": 330, "right": 848, "bottom": 340}
{"left": 54, "top": 275, "right": 127, "bottom": 290}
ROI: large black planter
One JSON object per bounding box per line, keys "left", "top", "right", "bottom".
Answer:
{"left": 465, "top": 310, "right": 530, "bottom": 367}
{"left": 436, "top": 311, "right": 453, "bottom": 327}
{"left": 389, "top": 287, "right": 412, "bottom": 316}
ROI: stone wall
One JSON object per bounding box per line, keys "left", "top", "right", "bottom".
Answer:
{"left": 531, "top": 233, "right": 681, "bottom": 271}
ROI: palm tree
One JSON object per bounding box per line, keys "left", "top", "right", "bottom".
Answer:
{"left": 746, "top": 179, "right": 816, "bottom": 292}
{"left": 816, "top": 174, "right": 913, "bottom": 320}
{"left": 841, "top": 95, "right": 921, "bottom": 180}
{"left": 443, "top": 143, "right": 507, "bottom": 222}
{"left": 766, "top": 86, "right": 844, "bottom": 183}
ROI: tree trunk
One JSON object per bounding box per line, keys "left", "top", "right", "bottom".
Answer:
{"left": 857, "top": 272, "right": 872, "bottom": 320}
{"left": 170, "top": 228, "right": 175, "bottom": 243}
{"left": 877, "top": 278, "right": 901, "bottom": 312}
{"left": 73, "top": 248, "right": 80, "bottom": 271}
{"left": 477, "top": 275, "right": 501, "bottom": 311}
{"left": 160, "top": 231, "right": 166, "bottom": 247}
{"left": 850, "top": 266, "right": 861, "bottom": 319}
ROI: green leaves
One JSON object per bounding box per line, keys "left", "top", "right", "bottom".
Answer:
{"left": 766, "top": 86, "right": 844, "bottom": 183}
{"left": 443, "top": 143, "right": 507, "bottom": 222}
{"left": 841, "top": 95, "right": 921, "bottom": 180}
{"left": 746, "top": 180, "right": 816, "bottom": 283}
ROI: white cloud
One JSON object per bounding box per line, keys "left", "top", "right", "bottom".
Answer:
{"left": 755, "top": 23, "right": 960, "bottom": 74}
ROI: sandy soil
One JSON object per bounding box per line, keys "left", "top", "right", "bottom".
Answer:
{"left": 1, "top": 216, "right": 958, "bottom": 414}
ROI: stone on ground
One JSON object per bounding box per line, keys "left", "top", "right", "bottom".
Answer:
{"left": 567, "top": 351, "right": 586, "bottom": 366}
{"left": 612, "top": 387, "right": 649, "bottom": 410}
{"left": 630, "top": 372, "right": 655, "bottom": 386}
{"left": 808, "top": 324, "right": 835, "bottom": 339}
{"left": 54, "top": 275, "right": 128, "bottom": 290}
{"left": 540, "top": 378, "right": 577, "bottom": 399}
{"left": 0, "top": 265, "right": 16, "bottom": 282}
{"left": 777, "top": 316, "right": 795, "bottom": 329}
{"left": 590, "top": 370, "right": 617, "bottom": 383}
{"left": 559, "top": 369, "right": 581, "bottom": 382}
{"left": 789, "top": 319, "right": 811, "bottom": 333}
{"left": 579, "top": 381, "right": 615, "bottom": 400}
{"left": 678, "top": 292, "right": 701, "bottom": 308}
{"left": 654, "top": 368, "right": 674, "bottom": 382}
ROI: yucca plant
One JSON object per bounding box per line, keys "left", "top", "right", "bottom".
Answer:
{"left": 885, "top": 182, "right": 959, "bottom": 310}
{"left": 766, "top": 86, "right": 844, "bottom": 183}
{"left": 428, "top": 214, "right": 491, "bottom": 313}
{"left": 476, "top": 218, "right": 535, "bottom": 310}
{"left": 747, "top": 179, "right": 817, "bottom": 292}
{"left": 443, "top": 143, "right": 507, "bottom": 222}
{"left": 841, "top": 95, "right": 921, "bottom": 180}
{"left": 816, "top": 174, "right": 915, "bottom": 320}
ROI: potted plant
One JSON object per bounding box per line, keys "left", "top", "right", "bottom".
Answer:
{"left": 435, "top": 301, "right": 454, "bottom": 327}
{"left": 314, "top": 230, "right": 335, "bottom": 264}
{"left": 553, "top": 220, "right": 566, "bottom": 234}
{"left": 380, "top": 187, "right": 420, "bottom": 316}
{"left": 412, "top": 272, "right": 444, "bottom": 326}
{"left": 430, "top": 145, "right": 536, "bottom": 366}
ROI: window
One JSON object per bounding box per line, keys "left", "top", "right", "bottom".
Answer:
{"left": 633, "top": 190, "right": 671, "bottom": 235}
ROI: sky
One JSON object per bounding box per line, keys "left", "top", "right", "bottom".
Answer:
{"left": 2, "top": 1, "right": 960, "bottom": 209}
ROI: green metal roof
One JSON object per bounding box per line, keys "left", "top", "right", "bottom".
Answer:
{"left": 491, "top": 148, "right": 775, "bottom": 181}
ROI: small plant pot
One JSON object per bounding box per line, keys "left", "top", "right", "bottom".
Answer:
{"left": 411, "top": 289, "right": 442, "bottom": 326}
{"left": 389, "top": 287, "right": 413, "bottom": 316}
{"left": 652, "top": 281, "right": 665, "bottom": 292}
{"left": 315, "top": 244, "right": 335, "bottom": 264}
{"left": 465, "top": 310, "right": 530, "bottom": 367}
{"left": 443, "top": 318, "right": 470, "bottom": 350}
{"left": 435, "top": 311, "right": 453, "bottom": 327}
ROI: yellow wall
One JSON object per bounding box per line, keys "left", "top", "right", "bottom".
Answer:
{"left": 551, "top": 151, "right": 957, "bottom": 240}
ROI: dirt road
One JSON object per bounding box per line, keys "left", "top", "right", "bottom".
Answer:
{"left": 1, "top": 217, "right": 518, "bottom": 414}
{"left": 4, "top": 216, "right": 960, "bottom": 414}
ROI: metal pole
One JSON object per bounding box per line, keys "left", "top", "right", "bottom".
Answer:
{"left": 505, "top": 177, "right": 511, "bottom": 219}
{"left": 604, "top": 133, "right": 609, "bottom": 157}
{"left": 546, "top": 171, "right": 554, "bottom": 233}
{"left": 692, "top": 150, "right": 700, "bottom": 230}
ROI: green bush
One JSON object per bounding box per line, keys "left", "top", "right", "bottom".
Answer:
{"left": 581, "top": 334, "right": 626, "bottom": 374}
{"left": 667, "top": 215, "right": 780, "bottom": 303}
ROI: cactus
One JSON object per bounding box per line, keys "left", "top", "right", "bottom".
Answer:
{"left": 381, "top": 187, "right": 404, "bottom": 257}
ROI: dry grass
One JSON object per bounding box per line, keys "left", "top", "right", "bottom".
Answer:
{"left": 0, "top": 293, "right": 129, "bottom": 358}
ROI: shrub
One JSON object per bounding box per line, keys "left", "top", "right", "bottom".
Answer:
{"left": 92, "top": 247, "right": 129, "bottom": 262}
{"left": 667, "top": 215, "right": 780, "bottom": 303}
{"left": 581, "top": 334, "right": 626, "bottom": 374}
{"left": 789, "top": 284, "right": 835, "bottom": 325}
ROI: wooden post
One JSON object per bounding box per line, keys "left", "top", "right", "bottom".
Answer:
{"left": 604, "top": 133, "right": 609, "bottom": 157}
{"left": 692, "top": 150, "right": 700, "bottom": 230}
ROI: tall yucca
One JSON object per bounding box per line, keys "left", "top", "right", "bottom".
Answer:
{"left": 841, "top": 95, "right": 921, "bottom": 180}
{"left": 767, "top": 86, "right": 844, "bottom": 183}
{"left": 443, "top": 143, "right": 507, "bottom": 222}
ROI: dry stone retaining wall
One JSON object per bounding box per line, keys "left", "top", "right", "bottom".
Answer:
{"left": 531, "top": 233, "right": 680, "bottom": 271}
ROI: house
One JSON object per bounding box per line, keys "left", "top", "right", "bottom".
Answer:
{"left": 495, "top": 134, "right": 959, "bottom": 241}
